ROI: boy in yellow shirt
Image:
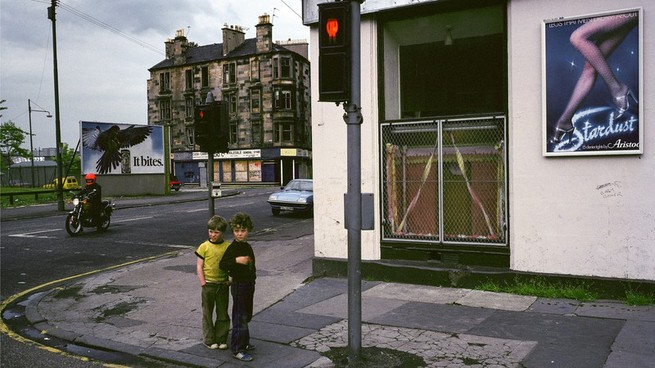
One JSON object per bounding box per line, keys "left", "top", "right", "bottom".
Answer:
{"left": 195, "top": 215, "right": 230, "bottom": 350}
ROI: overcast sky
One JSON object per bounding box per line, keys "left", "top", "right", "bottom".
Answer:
{"left": 0, "top": 0, "right": 308, "bottom": 151}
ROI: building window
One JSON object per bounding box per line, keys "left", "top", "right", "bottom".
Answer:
{"left": 251, "top": 119, "right": 262, "bottom": 146}
{"left": 273, "top": 56, "right": 292, "bottom": 79}
{"left": 160, "top": 99, "right": 171, "bottom": 120}
{"left": 250, "top": 58, "right": 259, "bottom": 81}
{"left": 185, "top": 97, "right": 194, "bottom": 118}
{"left": 274, "top": 89, "right": 293, "bottom": 110}
{"left": 226, "top": 93, "right": 238, "bottom": 115}
{"left": 185, "top": 69, "right": 193, "bottom": 90}
{"left": 281, "top": 57, "right": 291, "bottom": 78}
{"left": 229, "top": 122, "right": 237, "bottom": 145}
{"left": 273, "top": 58, "right": 279, "bottom": 79}
{"left": 250, "top": 89, "right": 261, "bottom": 113}
{"left": 159, "top": 72, "right": 170, "bottom": 92}
{"left": 186, "top": 126, "right": 195, "bottom": 146}
{"left": 274, "top": 122, "right": 294, "bottom": 143}
{"left": 201, "top": 66, "right": 209, "bottom": 87}
{"left": 223, "top": 62, "right": 236, "bottom": 84}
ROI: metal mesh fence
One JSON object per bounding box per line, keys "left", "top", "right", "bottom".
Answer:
{"left": 381, "top": 115, "right": 507, "bottom": 246}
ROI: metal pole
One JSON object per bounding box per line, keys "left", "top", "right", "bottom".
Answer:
{"left": 28, "top": 99, "right": 35, "bottom": 188}
{"left": 346, "top": 0, "right": 362, "bottom": 363}
{"left": 49, "top": 1, "right": 64, "bottom": 211}
{"left": 208, "top": 152, "right": 214, "bottom": 215}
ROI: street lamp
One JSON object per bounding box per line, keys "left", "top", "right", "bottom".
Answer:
{"left": 27, "top": 99, "right": 52, "bottom": 188}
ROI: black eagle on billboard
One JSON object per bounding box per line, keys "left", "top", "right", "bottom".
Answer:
{"left": 82, "top": 124, "right": 153, "bottom": 174}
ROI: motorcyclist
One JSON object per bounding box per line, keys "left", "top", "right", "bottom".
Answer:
{"left": 80, "top": 173, "right": 102, "bottom": 218}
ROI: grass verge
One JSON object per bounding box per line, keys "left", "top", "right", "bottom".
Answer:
{"left": 476, "top": 276, "right": 655, "bottom": 305}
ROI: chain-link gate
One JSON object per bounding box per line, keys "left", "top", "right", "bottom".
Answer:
{"left": 381, "top": 115, "right": 507, "bottom": 246}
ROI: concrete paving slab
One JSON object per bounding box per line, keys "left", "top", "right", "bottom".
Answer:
{"left": 470, "top": 309, "right": 625, "bottom": 368}
{"left": 527, "top": 298, "right": 581, "bottom": 315}
{"left": 604, "top": 350, "right": 654, "bottom": 368}
{"left": 575, "top": 301, "right": 655, "bottom": 321}
{"left": 250, "top": 320, "right": 317, "bottom": 344}
{"left": 370, "top": 301, "right": 495, "bottom": 333}
{"left": 253, "top": 308, "right": 341, "bottom": 329}
{"left": 609, "top": 320, "right": 655, "bottom": 354}
{"left": 362, "top": 282, "right": 470, "bottom": 304}
{"left": 296, "top": 294, "right": 407, "bottom": 321}
{"left": 456, "top": 290, "right": 536, "bottom": 311}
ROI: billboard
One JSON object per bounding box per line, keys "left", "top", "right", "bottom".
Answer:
{"left": 81, "top": 121, "right": 164, "bottom": 175}
{"left": 542, "top": 8, "right": 642, "bottom": 156}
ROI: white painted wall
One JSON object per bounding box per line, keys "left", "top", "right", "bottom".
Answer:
{"left": 508, "top": 0, "right": 654, "bottom": 280}
{"left": 310, "top": 0, "right": 654, "bottom": 280}
{"left": 311, "top": 19, "right": 381, "bottom": 260}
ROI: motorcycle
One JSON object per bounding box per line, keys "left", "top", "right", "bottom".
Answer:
{"left": 65, "top": 189, "right": 114, "bottom": 236}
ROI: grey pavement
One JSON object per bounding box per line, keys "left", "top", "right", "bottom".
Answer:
{"left": 4, "top": 191, "right": 655, "bottom": 367}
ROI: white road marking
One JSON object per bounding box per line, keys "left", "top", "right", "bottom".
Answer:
{"left": 113, "top": 240, "right": 191, "bottom": 249}
{"left": 8, "top": 229, "right": 61, "bottom": 239}
{"left": 112, "top": 216, "right": 154, "bottom": 223}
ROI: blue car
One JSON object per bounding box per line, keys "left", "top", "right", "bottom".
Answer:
{"left": 267, "top": 179, "right": 313, "bottom": 216}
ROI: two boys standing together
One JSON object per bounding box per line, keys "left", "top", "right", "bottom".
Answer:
{"left": 195, "top": 213, "right": 256, "bottom": 362}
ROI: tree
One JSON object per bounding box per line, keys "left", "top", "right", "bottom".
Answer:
{"left": 61, "top": 142, "right": 81, "bottom": 178}
{"left": 1, "top": 121, "right": 30, "bottom": 172}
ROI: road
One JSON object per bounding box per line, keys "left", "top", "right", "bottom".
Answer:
{"left": 1, "top": 188, "right": 314, "bottom": 368}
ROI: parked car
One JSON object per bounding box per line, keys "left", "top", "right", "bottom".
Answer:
{"left": 43, "top": 176, "right": 81, "bottom": 190}
{"left": 170, "top": 176, "right": 182, "bottom": 191}
{"left": 267, "top": 179, "right": 313, "bottom": 216}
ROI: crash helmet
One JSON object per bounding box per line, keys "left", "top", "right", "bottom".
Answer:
{"left": 85, "top": 173, "right": 96, "bottom": 185}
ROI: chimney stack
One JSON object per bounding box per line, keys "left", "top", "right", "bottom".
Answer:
{"left": 165, "top": 29, "right": 191, "bottom": 65}
{"left": 256, "top": 14, "right": 273, "bottom": 54}
{"left": 222, "top": 24, "right": 246, "bottom": 56}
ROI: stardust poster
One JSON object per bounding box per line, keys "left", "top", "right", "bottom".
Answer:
{"left": 542, "top": 9, "right": 642, "bottom": 156}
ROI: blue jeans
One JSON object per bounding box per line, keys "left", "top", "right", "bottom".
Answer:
{"left": 230, "top": 281, "right": 255, "bottom": 353}
{"left": 201, "top": 282, "right": 230, "bottom": 345}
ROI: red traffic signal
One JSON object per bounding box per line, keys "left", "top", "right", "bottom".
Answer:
{"left": 318, "top": 1, "right": 351, "bottom": 102}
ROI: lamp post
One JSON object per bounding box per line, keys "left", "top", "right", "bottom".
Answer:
{"left": 49, "top": 0, "right": 65, "bottom": 211}
{"left": 27, "top": 99, "right": 52, "bottom": 188}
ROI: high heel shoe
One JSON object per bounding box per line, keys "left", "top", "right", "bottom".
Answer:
{"left": 614, "top": 89, "right": 638, "bottom": 119}
{"left": 549, "top": 126, "right": 574, "bottom": 144}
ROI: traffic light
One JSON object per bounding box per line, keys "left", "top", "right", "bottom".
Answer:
{"left": 318, "top": 1, "right": 351, "bottom": 102}
{"left": 194, "top": 102, "right": 230, "bottom": 153}
{"left": 215, "top": 101, "right": 229, "bottom": 154}
{"left": 194, "top": 104, "right": 214, "bottom": 152}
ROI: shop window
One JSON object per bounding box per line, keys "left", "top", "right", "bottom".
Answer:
{"left": 381, "top": 117, "right": 506, "bottom": 245}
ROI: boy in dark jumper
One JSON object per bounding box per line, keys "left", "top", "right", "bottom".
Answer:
{"left": 219, "top": 212, "right": 256, "bottom": 362}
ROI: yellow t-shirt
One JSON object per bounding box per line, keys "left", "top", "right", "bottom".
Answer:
{"left": 195, "top": 239, "right": 230, "bottom": 283}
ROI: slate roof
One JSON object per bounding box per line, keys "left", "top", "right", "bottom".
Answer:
{"left": 149, "top": 38, "right": 299, "bottom": 71}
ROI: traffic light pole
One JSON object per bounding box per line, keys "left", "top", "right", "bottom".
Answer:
{"left": 344, "top": 0, "right": 363, "bottom": 363}
{"left": 208, "top": 151, "right": 215, "bottom": 216}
